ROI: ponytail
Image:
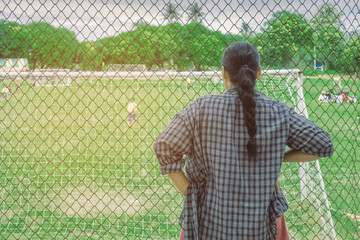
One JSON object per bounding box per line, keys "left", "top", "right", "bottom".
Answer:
{"left": 234, "top": 65, "right": 258, "bottom": 160}
{"left": 221, "top": 42, "right": 260, "bottom": 161}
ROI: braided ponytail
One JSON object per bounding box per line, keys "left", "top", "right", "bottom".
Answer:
{"left": 235, "top": 66, "right": 258, "bottom": 159}
{"left": 221, "top": 42, "right": 260, "bottom": 160}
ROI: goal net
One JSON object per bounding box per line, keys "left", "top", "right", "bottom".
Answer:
{"left": 31, "top": 69, "right": 72, "bottom": 87}
{"left": 257, "top": 69, "right": 336, "bottom": 240}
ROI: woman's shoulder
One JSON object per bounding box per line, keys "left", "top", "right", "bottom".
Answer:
{"left": 255, "top": 91, "right": 288, "bottom": 107}
{"left": 183, "top": 93, "right": 236, "bottom": 116}
{"left": 189, "top": 90, "right": 290, "bottom": 113}
{"left": 193, "top": 92, "right": 231, "bottom": 104}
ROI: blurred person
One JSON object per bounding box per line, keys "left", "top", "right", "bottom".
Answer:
{"left": 16, "top": 82, "right": 20, "bottom": 91}
{"left": 326, "top": 91, "right": 331, "bottom": 102}
{"left": 318, "top": 91, "right": 327, "bottom": 102}
{"left": 1, "top": 86, "right": 9, "bottom": 99}
{"left": 186, "top": 77, "right": 191, "bottom": 93}
{"left": 127, "top": 97, "right": 138, "bottom": 129}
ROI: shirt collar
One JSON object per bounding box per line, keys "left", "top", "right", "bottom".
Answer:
{"left": 224, "top": 87, "right": 263, "bottom": 98}
{"left": 224, "top": 87, "right": 238, "bottom": 96}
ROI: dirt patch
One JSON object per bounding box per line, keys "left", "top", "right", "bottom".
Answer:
{"left": 331, "top": 208, "right": 360, "bottom": 222}
{"left": 59, "top": 186, "right": 143, "bottom": 216}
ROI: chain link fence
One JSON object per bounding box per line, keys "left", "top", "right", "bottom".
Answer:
{"left": 0, "top": 0, "right": 359, "bottom": 239}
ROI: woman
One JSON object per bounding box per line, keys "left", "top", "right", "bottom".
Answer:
{"left": 154, "top": 42, "right": 334, "bottom": 239}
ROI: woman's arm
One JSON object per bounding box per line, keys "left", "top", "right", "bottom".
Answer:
{"left": 168, "top": 150, "right": 320, "bottom": 197}
{"left": 168, "top": 170, "right": 189, "bottom": 197}
{"left": 283, "top": 149, "right": 320, "bottom": 163}
{"left": 167, "top": 150, "right": 320, "bottom": 196}
{"left": 287, "top": 108, "right": 334, "bottom": 158}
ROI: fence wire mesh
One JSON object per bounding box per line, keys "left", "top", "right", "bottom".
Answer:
{"left": 0, "top": 0, "right": 359, "bottom": 239}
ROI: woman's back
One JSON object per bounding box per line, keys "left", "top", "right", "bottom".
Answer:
{"left": 189, "top": 90, "right": 289, "bottom": 239}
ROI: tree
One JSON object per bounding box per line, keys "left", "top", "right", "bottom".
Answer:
{"left": 341, "top": 36, "right": 360, "bottom": 78}
{"left": 160, "top": 23, "right": 187, "bottom": 70}
{"left": 92, "top": 24, "right": 177, "bottom": 71}
{"left": 187, "top": 3, "right": 204, "bottom": 23}
{"left": 79, "top": 41, "right": 104, "bottom": 71}
{"left": 260, "top": 11, "right": 314, "bottom": 69}
{"left": 26, "top": 22, "right": 78, "bottom": 69}
{"left": 0, "top": 20, "right": 29, "bottom": 58}
{"left": 163, "top": 3, "right": 179, "bottom": 23}
{"left": 311, "top": 4, "right": 345, "bottom": 71}
{"left": 97, "top": 31, "right": 140, "bottom": 68}
{"left": 179, "top": 23, "right": 226, "bottom": 70}
{"left": 133, "top": 18, "right": 149, "bottom": 29}
{"left": 241, "top": 22, "right": 251, "bottom": 36}
{"left": 145, "top": 25, "right": 177, "bottom": 70}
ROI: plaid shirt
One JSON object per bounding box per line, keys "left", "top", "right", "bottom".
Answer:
{"left": 154, "top": 88, "right": 334, "bottom": 240}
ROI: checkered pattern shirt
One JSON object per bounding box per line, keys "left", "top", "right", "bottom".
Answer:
{"left": 154, "top": 88, "right": 334, "bottom": 240}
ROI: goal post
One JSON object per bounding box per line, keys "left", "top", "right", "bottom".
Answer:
{"left": 258, "top": 69, "right": 337, "bottom": 240}
{"left": 30, "top": 69, "right": 72, "bottom": 87}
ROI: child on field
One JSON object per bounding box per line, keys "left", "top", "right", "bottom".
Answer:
{"left": 127, "top": 98, "right": 138, "bottom": 128}
{"left": 1, "top": 87, "right": 9, "bottom": 99}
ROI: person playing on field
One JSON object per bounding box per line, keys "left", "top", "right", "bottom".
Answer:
{"left": 186, "top": 77, "right": 191, "bottom": 93}
{"left": 32, "top": 77, "right": 36, "bottom": 87}
{"left": 342, "top": 92, "right": 349, "bottom": 102}
{"left": 16, "top": 82, "right": 20, "bottom": 92}
{"left": 127, "top": 97, "right": 138, "bottom": 128}
{"left": 350, "top": 94, "right": 357, "bottom": 103}
{"left": 154, "top": 42, "right": 334, "bottom": 240}
{"left": 1, "top": 86, "right": 9, "bottom": 99}
{"left": 318, "top": 91, "right": 327, "bottom": 102}
{"left": 326, "top": 91, "right": 331, "bottom": 102}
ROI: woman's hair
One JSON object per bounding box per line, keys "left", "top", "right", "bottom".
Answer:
{"left": 221, "top": 42, "right": 260, "bottom": 160}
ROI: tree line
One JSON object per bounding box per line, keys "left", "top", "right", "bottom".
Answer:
{"left": 0, "top": 3, "right": 359, "bottom": 77}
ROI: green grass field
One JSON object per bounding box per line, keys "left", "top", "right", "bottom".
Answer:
{"left": 0, "top": 73, "right": 359, "bottom": 239}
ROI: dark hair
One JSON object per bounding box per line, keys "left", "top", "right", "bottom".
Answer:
{"left": 221, "top": 42, "right": 260, "bottom": 160}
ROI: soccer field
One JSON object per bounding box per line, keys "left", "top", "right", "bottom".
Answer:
{"left": 0, "top": 74, "right": 359, "bottom": 239}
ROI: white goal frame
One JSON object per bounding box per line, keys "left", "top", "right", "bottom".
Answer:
{"left": 260, "top": 69, "right": 336, "bottom": 240}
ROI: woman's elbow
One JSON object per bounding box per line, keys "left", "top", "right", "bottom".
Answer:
{"left": 153, "top": 139, "right": 161, "bottom": 154}
{"left": 321, "top": 141, "right": 334, "bottom": 158}
{"left": 327, "top": 143, "right": 335, "bottom": 157}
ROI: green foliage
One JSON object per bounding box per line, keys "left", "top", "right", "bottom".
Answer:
{"left": 26, "top": 22, "right": 79, "bottom": 69}
{"left": 340, "top": 36, "right": 360, "bottom": 78}
{"left": 258, "top": 11, "right": 314, "bottom": 68}
{"left": 187, "top": 3, "right": 204, "bottom": 23}
{"left": 78, "top": 41, "right": 105, "bottom": 71}
{"left": 0, "top": 20, "right": 29, "bottom": 58}
{"left": 90, "top": 23, "right": 177, "bottom": 71}
{"left": 163, "top": 3, "right": 179, "bottom": 23}
{"left": 311, "top": 3, "right": 345, "bottom": 71}
{"left": 176, "top": 23, "right": 227, "bottom": 70}
{"left": 131, "top": 24, "right": 175, "bottom": 70}
{"left": 1, "top": 4, "right": 358, "bottom": 73}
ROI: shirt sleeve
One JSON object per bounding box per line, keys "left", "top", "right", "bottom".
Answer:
{"left": 153, "top": 102, "right": 196, "bottom": 175}
{"left": 286, "top": 107, "right": 334, "bottom": 157}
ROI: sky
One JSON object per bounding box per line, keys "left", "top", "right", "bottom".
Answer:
{"left": 1, "top": 0, "right": 359, "bottom": 42}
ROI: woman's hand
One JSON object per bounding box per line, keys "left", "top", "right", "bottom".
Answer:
{"left": 275, "top": 180, "right": 280, "bottom": 194}
{"left": 168, "top": 170, "right": 189, "bottom": 197}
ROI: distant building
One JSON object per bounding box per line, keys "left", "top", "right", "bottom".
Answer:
{"left": 0, "top": 58, "right": 29, "bottom": 71}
